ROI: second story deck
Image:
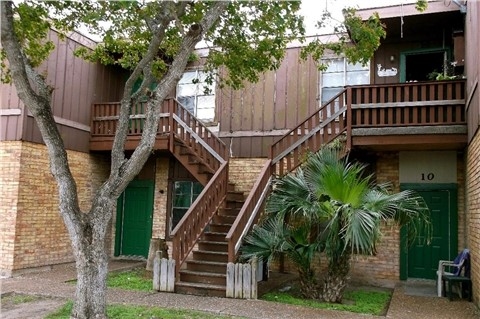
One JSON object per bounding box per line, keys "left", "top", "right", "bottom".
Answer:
{"left": 90, "top": 80, "right": 467, "bottom": 154}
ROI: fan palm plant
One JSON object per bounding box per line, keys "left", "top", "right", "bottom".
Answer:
{"left": 241, "top": 148, "right": 431, "bottom": 302}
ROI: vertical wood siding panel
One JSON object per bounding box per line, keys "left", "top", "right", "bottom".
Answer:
{"left": 218, "top": 83, "right": 233, "bottom": 132}
{"left": 215, "top": 68, "right": 227, "bottom": 130}
{"left": 53, "top": 33, "right": 67, "bottom": 121}
{"left": 263, "top": 70, "right": 276, "bottom": 131}
{"left": 231, "top": 88, "right": 243, "bottom": 132}
{"left": 77, "top": 52, "right": 90, "bottom": 125}
{"left": 252, "top": 74, "right": 265, "bottom": 131}
{"left": 307, "top": 55, "right": 319, "bottom": 114}
{"left": 242, "top": 84, "right": 254, "bottom": 131}
{"left": 286, "top": 49, "right": 299, "bottom": 128}
{"left": 239, "top": 137, "right": 252, "bottom": 157}
{"left": 62, "top": 38, "right": 75, "bottom": 120}
{"left": 70, "top": 41, "right": 83, "bottom": 123}
{"left": 1, "top": 83, "right": 21, "bottom": 140}
{"left": 297, "top": 49, "right": 310, "bottom": 122}
{"left": 274, "top": 52, "right": 288, "bottom": 129}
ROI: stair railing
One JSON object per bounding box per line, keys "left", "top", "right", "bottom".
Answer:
{"left": 171, "top": 161, "right": 229, "bottom": 277}
{"left": 167, "top": 99, "right": 231, "bottom": 278}
{"left": 225, "top": 89, "right": 351, "bottom": 264}
{"left": 226, "top": 160, "right": 272, "bottom": 262}
{"left": 169, "top": 99, "right": 228, "bottom": 169}
{"left": 270, "top": 88, "right": 349, "bottom": 176}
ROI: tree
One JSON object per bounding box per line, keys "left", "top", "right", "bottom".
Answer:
{"left": 241, "top": 148, "right": 431, "bottom": 303}
{"left": 1, "top": 1, "right": 305, "bottom": 318}
{"left": 1, "top": 0, "right": 423, "bottom": 317}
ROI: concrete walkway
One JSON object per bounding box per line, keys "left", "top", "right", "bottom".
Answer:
{"left": 1, "top": 260, "right": 478, "bottom": 319}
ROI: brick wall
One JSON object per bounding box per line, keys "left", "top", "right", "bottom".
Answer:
{"left": 153, "top": 157, "right": 169, "bottom": 252}
{"left": 349, "top": 152, "right": 401, "bottom": 287}
{"left": 0, "top": 141, "right": 109, "bottom": 275}
{"left": 268, "top": 151, "right": 466, "bottom": 288}
{"left": 467, "top": 132, "right": 480, "bottom": 306}
{"left": 228, "top": 158, "right": 268, "bottom": 193}
{"left": 0, "top": 141, "right": 22, "bottom": 275}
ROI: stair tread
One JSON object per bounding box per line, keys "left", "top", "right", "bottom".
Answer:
{"left": 180, "top": 270, "right": 226, "bottom": 277}
{"left": 194, "top": 250, "right": 228, "bottom": 255}
{"left": 209, "top": 223, "right": 233, "bottom": 227}
{"left": 187, "top": 260, "right": 227, "bottom": 266}
{"left": 203, "top": 231, "right": 228, "bottom": 236}
{"left": 199, "top": 240, "right": 227, "bottom": 245}
{"left": 175, "top": 281, "right": 226, "bottom": 290}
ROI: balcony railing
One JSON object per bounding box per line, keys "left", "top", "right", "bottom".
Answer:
{"left": 268, "top": 80, "right": 466, "bottom": 176}
{"left": 350, "top": 80, "right": 466, "bottom": 128}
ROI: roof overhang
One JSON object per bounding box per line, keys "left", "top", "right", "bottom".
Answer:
{"left": 357, "top": 1, "right": 463, "bottom": 20}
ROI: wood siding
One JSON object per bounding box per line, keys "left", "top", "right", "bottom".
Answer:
{"left": 466, "top": 2, "right": 480, "bottom": 142}
{"left": 1, "top": 29, "right": 127, "bottom": 152}
{"left": 217, "top": 47, "right": 318, "bottom": 157}
{"left": 372, "top": 10, "right": 464, "bottom": 85}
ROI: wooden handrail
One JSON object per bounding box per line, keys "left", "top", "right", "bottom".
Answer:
{"left": 226, "top": 160, "right": 272, "bottom": 262}
{"left": 270, "top": 89, "right": 348, "bottom": 176}
{"left": 172, "top": 99, "right": 228, "bottom": 162}
{"left": 171, "top": 161, "right": 229, "bottom": 277}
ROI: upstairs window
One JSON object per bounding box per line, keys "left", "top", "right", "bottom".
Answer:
{"left": 321, "top": 58, "right": 370, "bottom": 105}
{"left": 176, "top": 70, "right": 216, "bottom": 124}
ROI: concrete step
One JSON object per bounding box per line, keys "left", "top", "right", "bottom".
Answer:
{"left": 179, "top": 269, "right": 226, "bottom": 286}
{"left": 175, "top": 281, "right": 226, "bottom": 297}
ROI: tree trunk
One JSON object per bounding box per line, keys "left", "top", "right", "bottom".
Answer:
{"left": 298, "top": 267, "right": 321, "bottom": 299}
{"left": 70, "top": 218, "right": 110, "bottom": 319}
{"left": 72, "top": 253, "right": 108, "bottom": 318}
{"left": 321, "top": 252, "right": 351, "bottom": 303}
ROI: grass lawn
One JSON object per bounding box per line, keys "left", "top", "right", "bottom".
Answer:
{"left": 71, "top": 267, "right": 392, "bottom": 316}
{"left": 45, "top": 302, "right": 244, "bottom": 319}
{"left": 106, "top": 268, "right": 153, "bottom": 291}
{"left": 261, "top": 285, "right": 392, "bottom": 316}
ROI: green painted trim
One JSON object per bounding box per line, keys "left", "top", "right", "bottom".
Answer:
{"left": 399, "top": 183, "right": 458, "bottom": 280}
{"left": 400, "top": 183, "right": 457, "bottom": 191}
{"left": 114, "top": 193, "right": 124, "bottom": 257}
{"left": 399, "top": 47, "right": 451, "bottom": 83}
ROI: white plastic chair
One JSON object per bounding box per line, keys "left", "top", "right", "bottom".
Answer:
{"left": 436, "top": 249, "right": 470, "bottom": 297}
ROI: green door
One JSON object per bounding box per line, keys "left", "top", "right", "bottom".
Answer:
{"left": 406, "top": 190, "right": 454, "bottom": 279}
{"left": 115, "top": 180, "right": 154, "bottom": 258}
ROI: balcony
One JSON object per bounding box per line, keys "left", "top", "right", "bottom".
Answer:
{"left": 349, "top": 80, "right": 467, "bottom": 151}
{"left": 90, "top": 80, "right": 467, "bottom": 155}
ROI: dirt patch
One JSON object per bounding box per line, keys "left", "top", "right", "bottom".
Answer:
{"left": 1, "top": 293, "right": 65, "bottom": 319}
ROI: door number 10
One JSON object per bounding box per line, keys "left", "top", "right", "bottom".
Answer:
{"left": 421, "top": 173, "right": 435, "bottom": 181}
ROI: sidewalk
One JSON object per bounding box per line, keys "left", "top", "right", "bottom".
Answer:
{"left": 1, "top": 260, "right": 478, "bottom": 319}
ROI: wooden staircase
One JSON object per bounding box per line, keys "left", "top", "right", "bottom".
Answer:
{"left": 171, "top": 90, "right": 349, "bottom": 297}
{"left": 175, "top": 186, "right": 245, "bottom": 296}
{"left": 172, "top": 141, "right": 215, "bottom": 186}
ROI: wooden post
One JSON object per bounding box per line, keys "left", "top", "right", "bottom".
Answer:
{"left": 160, "top": 258, "right": 168, "bottom": 291}
{"left": 146, "top": 238, "right": 161, "bottom": 271}
{"left": 153, "top": 251, "right": 161, "bottom": 291}
{"left": 242, "top": 263, "right": 251, "bottom": 299}
{"left": 167, "top": 259, "right": 175, "bottom": 292}
{"left": 226, "top": 262, "right": 235, "bottom": 298}
{"left": 234, "top": 263, "right": 243, "bottom": 298}
{"left": 251, "top": 257, "right": 258, "bottom": 299}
